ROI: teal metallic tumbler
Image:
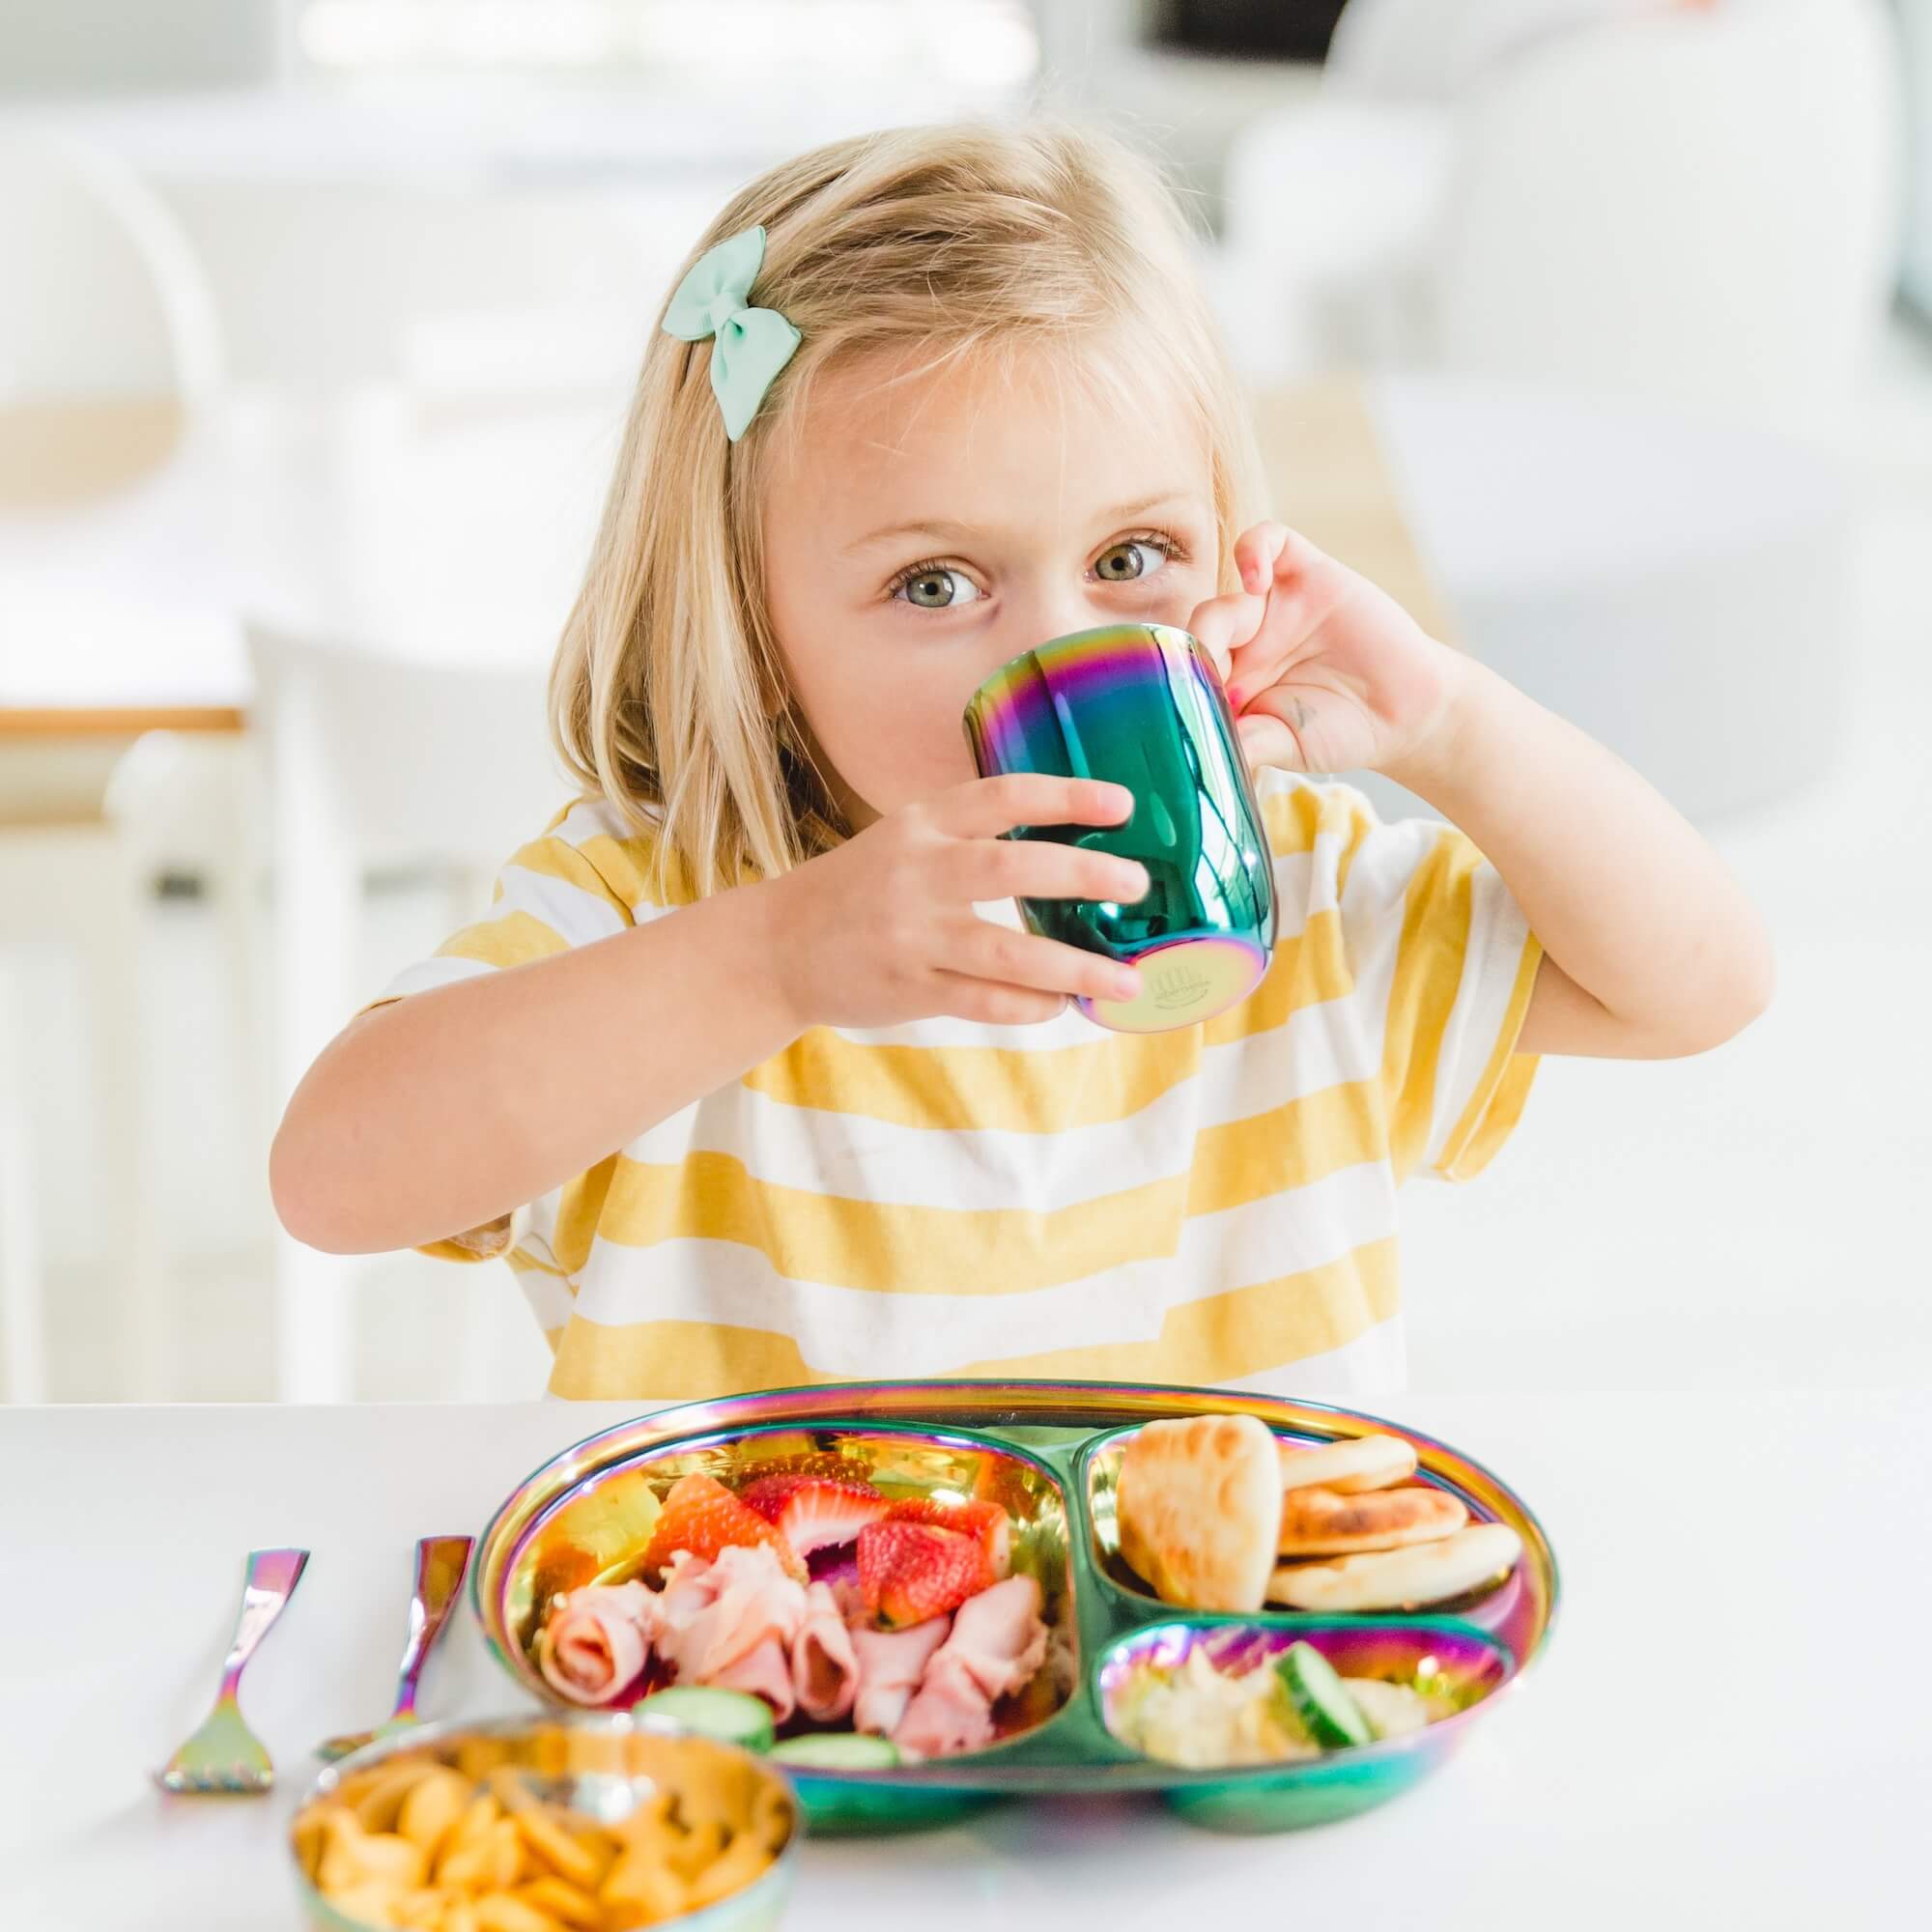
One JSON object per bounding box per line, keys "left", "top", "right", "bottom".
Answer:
{"left": 962, "top": 622, "right": 1276, "bottom": 1033}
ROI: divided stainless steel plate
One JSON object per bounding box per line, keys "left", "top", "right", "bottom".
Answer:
{"left": 471, "top": 1380, "right": 1557, "bottom": 1834}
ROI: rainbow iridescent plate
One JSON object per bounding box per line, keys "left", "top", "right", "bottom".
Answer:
{"left": 472, "top": 1381, "right": 1558, "bottom": 1835}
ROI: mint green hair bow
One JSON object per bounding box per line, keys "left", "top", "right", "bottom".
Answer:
{"left": 661, "top": 224, "right": 802, "bottom": 442}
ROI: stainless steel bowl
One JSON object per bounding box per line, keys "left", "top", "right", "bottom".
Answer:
{"left": 290, "top": 1712, "right": 799, "bottom": 1931}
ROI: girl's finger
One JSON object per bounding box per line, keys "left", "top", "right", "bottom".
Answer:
{"left": 1233, "top": 521, "right": 1292, "bottom": 595}
{"left": 953, "top": 837, "right": 1150, "bottom": 909}
{"left": 1225, "top": 549, "right": 1350, "bottom": 709}
{"left": 949, "top": 922, "right": 1144, "bottom": 1006}
{"left": 937, "top": 773, "right": 1133, "bottom": 838}
{"left": 932, "top": 978, "right": 1070, "bottom": 1028}
{"left": 1186, "top": 590, "right": 1267, "bottom": 680}
{"left": 1225, "top": 612, "right": 1319, "bottom": 712}
{"left": 1235, "top": 710, "right": 1308, "bottom": 774}
{"left": 1254, "top": 524, "right": 1331, "bottom": 586}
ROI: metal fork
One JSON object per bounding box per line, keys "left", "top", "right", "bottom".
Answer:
{"left": 315, "top": 1534, "right": 473, "bottom": 1761}
{"left": 155, "top": 1547, "right": 309, "bottom": 1796}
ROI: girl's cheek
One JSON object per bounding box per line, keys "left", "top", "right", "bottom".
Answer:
{"left": 1136, "top": 572, "right": 1198, "bottom": 634}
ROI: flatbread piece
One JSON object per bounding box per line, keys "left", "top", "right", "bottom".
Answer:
{"left": 1117, "top": 1414, "right": 1281, "bottom": 1612}
{"left": 1277, "top": 1434, "right": 1417, "bottom": 1494}
{"left": 1276, "top": 1483, "right": 1468, "bottom": 1556}
{"left": 1267, "top": 1521, "right": 1523, "bottom": 1612}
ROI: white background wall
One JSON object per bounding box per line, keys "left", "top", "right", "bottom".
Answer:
{"left": 0, "top": 0, "right": 288, "bottom": 97}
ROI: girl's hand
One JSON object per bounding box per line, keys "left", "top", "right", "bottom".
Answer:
{"left": 1188, "top": 523, "right": 1467, "bottom": 780}
{"left": 765, "top": 775, "right": 1151, "bottom": 1030}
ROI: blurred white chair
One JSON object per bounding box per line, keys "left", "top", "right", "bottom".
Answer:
{"left": 0, "top": 129, "right": 220, "bottom": 411}
{"left": 247, "top": 624, "right": 562, "bottom": 1403}
{"left": 0, "top": 825, "right": 161, "bottom": 1398}
{"left": 1324, "top": 0, "right": 1706, "bottom": 101}
{"left": 1352, "top": 371, "right": 1854, "bottom": 825}
{"left": 103, "top": 726, "right": 270, "bottom": 1201}
{"left": 1208, "top": 97, "right": 1453, "bottom": 382}
{"left": 0, "top": 131, "right": 226, "bottom": 1400}
{"left": 0, "top": 945, "right": 47, "bottom": 1404}
{"left": 1898, "top": 0, "right": 1932, "bottom": 317}
{"left": 1220, "top": 0, "right": 1905, "bottom": 443}
{"left": 1429, "top": 0, "right": 1904, "bottom": 443}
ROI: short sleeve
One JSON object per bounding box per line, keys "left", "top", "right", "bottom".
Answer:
{"left": 355, "top": 798, "right": 661, "bottom": 1262}
{"left": 1259, "top": 769, "right": 1543, "bottom": 1184}
{"left": 366, "top": 802, "right": 646, "bottom": 1008}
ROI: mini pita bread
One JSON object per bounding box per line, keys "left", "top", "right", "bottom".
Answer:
{"left": 1277, "top": 1434, "right": 1416, "bottom": 1495}
{"left": 1266, "top": 1521, "right": 1522, "bottom": 1612}
{"left": 1116, "top": 1414, "right": 1280, "bottom": 1612}
{"left": 1276, "top": 1483, "right": 1467, "bottom": 1556}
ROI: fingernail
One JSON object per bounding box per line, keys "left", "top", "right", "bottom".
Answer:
{"left": 1119, "top": 864, "right": 1150, "bottom": 901}
{"left": 1111, "top": 968, "right": 1142, "bottom": 1001}
{"left": 1101, "top": 783, "right": 1133, "bottom": 816}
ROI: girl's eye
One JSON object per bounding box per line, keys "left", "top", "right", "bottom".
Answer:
{"left": 891, "top": 563, "right": 984, "bottom": 610}
{"left": 1094, "top": 536, "right": 1182, "bottom": 583}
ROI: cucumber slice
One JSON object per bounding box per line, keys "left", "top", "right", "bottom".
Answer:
{"left": 768, "top": 1733, "right": 902, "bottom": 1771}
{"left": 1275, "top": 1641, "right": 1375, "bottom": 1749}
{"left": 633, "top": 1687, "right": 777, "bottom": 1752}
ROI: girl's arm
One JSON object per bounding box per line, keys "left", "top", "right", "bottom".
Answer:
{"left": 270, "top": 879, "right": 799, "bottom": 1256}
{"left": 1383, "top": 654, "right": 1775, "bottom": 1058}
{"left": 270, "top": 773, "right": 1151, "bottom": 1255}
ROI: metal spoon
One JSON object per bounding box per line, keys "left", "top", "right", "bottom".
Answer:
{"left": 316, "top": 1535, "right": 472, "bottom": 1761}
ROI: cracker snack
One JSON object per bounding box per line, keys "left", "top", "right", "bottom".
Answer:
{"left": 292, "top": 1727, "right": 792, "bottom": 1931}
{"left": 1116, "top": 1414, "right": 1281, "bottom": 1613}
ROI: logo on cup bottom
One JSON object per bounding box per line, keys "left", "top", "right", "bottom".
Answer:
{"left": 1146, "top": 959, "right": 1214, "bottom": 1010}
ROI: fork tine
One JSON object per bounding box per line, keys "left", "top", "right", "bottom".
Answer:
{"left": 156, "top": 1694, "right": 274, "bottom": 1794}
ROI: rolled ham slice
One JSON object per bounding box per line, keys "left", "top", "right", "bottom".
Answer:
{"left": 943, "top": 1575, "right": 1050, "bottom": 1699}
{"left": 536, "top": 1581, "right": 662, "bottom": 1706}
{"left": 712, "top": 1634, "right": 800, "bottom": 1722}
{"left": 891, "top": 1645, "right": 994, "bottom": 1756}
{"left": 791, "top": 1582, "right": 860, "bottom": 1723}
{"left": 893, "top": 1576, "right": 1048, "bottom": 1758}
{"left": 657, "top": 1545, "right": 809, "bottom": 1715}
{"left": 849, "top": 1614, "right": 952, "bottom": 1737}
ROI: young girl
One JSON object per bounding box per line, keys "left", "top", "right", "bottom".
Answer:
{"left": 271, "top": 120, "right": 1771, "bottom": 1404}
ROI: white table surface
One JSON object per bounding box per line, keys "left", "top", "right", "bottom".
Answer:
{"left": 2, "top": 1391, "right": 1927, "bottom": 1930}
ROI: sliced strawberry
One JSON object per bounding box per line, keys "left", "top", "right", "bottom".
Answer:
{"left": 639, "top": 1473, "right": 807, "bottom": 1583}
{"left": 857, "top": 1520, "right": 992, "bottom": 1628}
{"left": 884, "top": 1496, "right": 1012, "bottom": 1579}
{"left": 739, "top": 1473, "right": 889, "bottom": 1557}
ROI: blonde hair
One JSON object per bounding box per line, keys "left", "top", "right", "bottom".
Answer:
{"left": 550, "top": 118, "right": 1269, "bottom": 898}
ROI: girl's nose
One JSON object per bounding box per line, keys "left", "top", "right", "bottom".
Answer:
{"left": 1011, "top": 590, "right": 1106, "bottom": 652}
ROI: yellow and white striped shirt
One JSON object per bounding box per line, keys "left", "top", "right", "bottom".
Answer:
{"left": 372, "top": 767, "right": 1542, "bottom": 1403}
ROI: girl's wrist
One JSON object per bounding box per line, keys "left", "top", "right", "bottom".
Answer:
{"left": 1378, "top": 648, "right": 1491, "bottom": 801}
{"left": 743, "top": 868, "right": 822, "bottom": 1039}
{"left": 627, "top": 873, "right": 811, "bottom": 1056}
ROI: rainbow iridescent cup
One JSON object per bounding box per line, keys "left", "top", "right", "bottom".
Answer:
{"left": 963, "top": 622, "right": 1276, "bottom": 1033}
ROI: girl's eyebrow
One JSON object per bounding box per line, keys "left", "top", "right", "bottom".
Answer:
{"left": 842, "top": 493, "right": 1200, "bottom": 554}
